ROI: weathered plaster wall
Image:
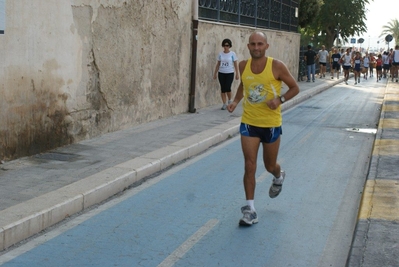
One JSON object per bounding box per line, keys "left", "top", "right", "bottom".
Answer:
{"left": 0, "top": 0, "right": 192, "bottom": 160}
{"left": 0, "top": 1, "right": 299, "bottom": 161}
{"left": 1, "top": 1, "right": 84, "bottom": 159}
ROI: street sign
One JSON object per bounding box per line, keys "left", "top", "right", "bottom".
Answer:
{"left": 358, "top": 38, "right": 364, "bottom": 44}
{"left": 351, "top": 38, "right": 356, "bottom": 44}
{"left": 385, "top": 34, "right": 393, "bottom": 42}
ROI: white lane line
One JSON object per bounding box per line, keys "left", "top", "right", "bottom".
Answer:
{"left": 157, "top": 219, "right": 219, "bottom": 267}
{"left": 256, "top": 171, "right": 270, "bottom": 183}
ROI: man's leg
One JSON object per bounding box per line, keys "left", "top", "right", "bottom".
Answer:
{"left": 311, "top": 64, "right": 315, "bottom": 81}
{"left": 227, "top": 92, "right": 232, "bottom": 103}
{"left": 262, "top": 137, "right": 281, "bottom": 178}
{"left": 241, "top": 135, "right": 260, "bottom": 201}
{"left": 221, "top": 92, "right": 227, "bottom": 104}
{"left": 262, "top": 137, "right": 286, "bottom": 198}
{"left": 394, "top": 65, "right": 398, "bottom": 81}
{"left": 319, "top": 64, "right": 323, "bottom": 77}
{"left": 239, "top": 135, "right": 260, "bottom": 225}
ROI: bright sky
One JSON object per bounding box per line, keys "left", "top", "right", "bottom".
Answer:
{"left": 362, "top": 0, "right": 397, "bottom": 49}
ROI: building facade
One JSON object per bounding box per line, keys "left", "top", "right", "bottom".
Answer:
{"left": 0, "top": 0, "right": 300, "bottom": 161}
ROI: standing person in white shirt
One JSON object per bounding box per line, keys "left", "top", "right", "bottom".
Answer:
{"left": 391, "top": 45, "right": 399, "bottom": 82}
{"left": 369, "top": 53, "right": 376, "bottom": 78}
{"left": 317, "top": 45, "right": 329, "bottom": 78}
{"left": 213, "top": 39, "right": 240, "bottom": 110}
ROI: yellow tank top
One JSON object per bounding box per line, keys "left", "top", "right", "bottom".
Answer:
{"left": 241, "top": 57, "right": 282, "bottom": 127}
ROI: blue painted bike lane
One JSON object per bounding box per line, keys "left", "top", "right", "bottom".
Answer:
{"left": 1, "top": 85, "right": 378, "bottom": 266}
{"left": 0, "top": 135, "right": 356, "bottom": 267}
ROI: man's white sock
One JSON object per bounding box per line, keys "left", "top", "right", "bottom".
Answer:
{"left": 274, "top": 176, "right": 284, "bottom": 185}
{"left": 247, "top": 200, "right": 255, "bottom": 211}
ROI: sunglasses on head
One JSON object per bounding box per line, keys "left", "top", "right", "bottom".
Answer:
{"left": 223, "top": 44, "right": 230, "bottom": 47}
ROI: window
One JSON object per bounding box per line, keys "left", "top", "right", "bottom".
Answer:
{"left": 198, "top": 0, "right": 299, "bottom": 32}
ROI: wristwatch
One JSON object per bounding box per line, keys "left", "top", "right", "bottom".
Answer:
{"left": 279, "top": 95, "right": 286, "bottom": 103}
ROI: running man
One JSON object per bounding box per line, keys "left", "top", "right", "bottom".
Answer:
{"left": 363, "top": 52, "right": 370, "bottom": 80}
{"left": 330, "top": 48, "right": 341, "bottom": 79}
{"left": 317, "top": 45, "right": 329, "bottom": 78}
{"left": 353, "top": 51, "right": 363, "bottom": 85}
{"left": 341, "top": 48, "right": 352, "bottom": 85}
{"left": 227, "top": 31, "right": 299, "bottom": 226}
{"left": 376, "top": 54, "right": 383, "bottom": 81}
{"left": 382, "top": 51, "right": 390, "bottom": 78}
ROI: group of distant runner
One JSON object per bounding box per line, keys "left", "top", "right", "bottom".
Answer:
{"left": 303, "top": 44, "right": 399, "bottom": 85}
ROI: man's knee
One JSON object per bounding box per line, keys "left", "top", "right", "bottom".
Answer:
{"left": 244, "top": 160, "right": 257, "bottom": 173}
{"left": 264, "top": 163, "right": 279, "bottom": 174}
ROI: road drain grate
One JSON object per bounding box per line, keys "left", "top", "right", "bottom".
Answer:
{"left": 345, "top": 128, "right": 377, "bottom": 134}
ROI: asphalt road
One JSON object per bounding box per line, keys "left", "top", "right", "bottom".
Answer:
{"left": 0, "top": 77, "right": 386, "bottom": 267}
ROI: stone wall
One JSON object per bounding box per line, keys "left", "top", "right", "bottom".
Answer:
{"left": 0, "top": 0, "right": 300, "bottom": 161}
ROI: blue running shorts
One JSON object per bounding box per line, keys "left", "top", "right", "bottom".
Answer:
{"left": 240, "top": 123, "right": 282, "bottom": 143}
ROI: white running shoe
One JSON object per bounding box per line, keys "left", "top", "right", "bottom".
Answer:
{"left": 239, "top": 205, "right": 258, "bottom": 226}
{"left": 269, "top": 170, "right": 286, "bottom": 198}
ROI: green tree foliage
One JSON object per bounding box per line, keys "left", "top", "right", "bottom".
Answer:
{"left": 301, "top": 0, "right": 370, "bottom": 48}
{"left": 379, "top": 19, "right": 399, "bottom": 46}
{"left": 298, "top": 0, "right": 322, "bottom": 28}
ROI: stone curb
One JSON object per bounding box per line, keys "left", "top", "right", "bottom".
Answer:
{"left": 346, "top": 79, "right": 399, "bottom": 266}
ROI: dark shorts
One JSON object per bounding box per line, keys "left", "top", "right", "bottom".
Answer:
{"left": 240, "top": 123, "right": 282, "bottom": 143}
{"left": 392, "top": 62, "right": 399, "bottom": 66}
{"left": 383, "top": 64, "right": 390, "bottom": 70}
{"left": 354, "top": 64, "right": 361, "bottom": 72}
{"left": 343, "top": 65, "right": 351, "bottom": 70}
{"left": 376, "top": 66, "right": 382, "bottom": 71}
{"left": 319, "top": 62, "right": 326, "bottom": 66}
{"left": 218, "top": 72, "right": 234, "bottom": 93}
{"left": 332, "top": 62, "right": 340, "bottom": 71}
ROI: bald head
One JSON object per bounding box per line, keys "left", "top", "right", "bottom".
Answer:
{"left": 249, "top": 31, "right": 268, "bottom": 43}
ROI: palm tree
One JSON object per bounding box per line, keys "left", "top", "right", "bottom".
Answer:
{"left": 379, "top": 19, "right": 399, "bottom": 46}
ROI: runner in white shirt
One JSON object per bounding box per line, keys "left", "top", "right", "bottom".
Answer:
{"left": 317, "top": 45, "right": 329, "bottom": 78}
{"left": 363, "top": 52, "right": 370, "bottom": 80}
{"left": 341, "top": 48, "right": 353, "bottom": 85}
{"left": 382, "top": 51, "right": 390, "bottom": 78}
